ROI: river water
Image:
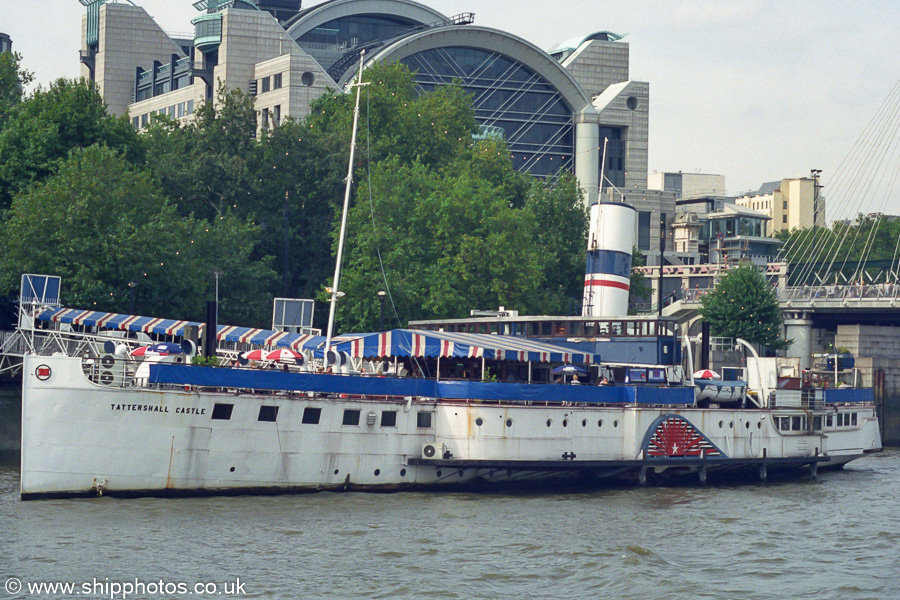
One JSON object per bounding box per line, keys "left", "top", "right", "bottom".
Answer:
{"left": 1, "top": 392, "right": 898, "bottom": 600}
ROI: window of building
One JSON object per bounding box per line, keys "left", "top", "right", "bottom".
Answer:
{"left": 381, "top": 411, "right": 397, "bottom": 427}
{"left": 258, "top": 405, "right": 279, "bottom": 422}
{"left": 638, "top": 211, "right": 651, "bottom": 250}
{"left": 132, "top": 116, "right": 140, "bottom": 130}
{"left": 302, "top": 407, "right": 321, "bottom": 424}
{"left": 342, "top": 409, "right": 361, "bottom": 426}
{"left": 782, "top": 215, "right": 787, "bottom": 223}
{"left": 273, "top": 73, "right": 282, "bottom": 89}
{"left": 416, "top": 411, "right": 432, "bottom": 428}
{"left": 261, "top": 76, "right": 271, "bottom": 93}
{"left": 187, "top": 100, "right": 194, "bottom": 114}
{"left": 260, "top": 108, "right": 269, "bottom": 130}
{"left": 140, "top": 113, "right": 148, "bottom": 128}
{"left": 273, "top": 105, "right": 281, "bottom": 127}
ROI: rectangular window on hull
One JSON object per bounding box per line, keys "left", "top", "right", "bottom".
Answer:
{"left": 211, "top": 403, "right": 233, "bottom": 420}
{"left": 342, "top": 409, "right": 361, "bottom": 426}
{"left": 381, "top": 411, "right": 397, "bottom": 427}
{"left": 302, "top": 407, "right": 321, "bottom": 424}
{"left": 417, "top": 412, "right": 432, "bottom": 428}
{"left": 258, "top": 405, "right": 279, "bottom": 422}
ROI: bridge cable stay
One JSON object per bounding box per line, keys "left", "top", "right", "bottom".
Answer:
{"left": 780, "top": 80, "right": 900, "bottom": 286}
{"left": 810, "top": 82, "right": 900, "bottom": 286}
{"left": 844, "top": 87, "right": 900, "bottom": 285}
{"left": 778, "top": 80, "right": 900, "bottom": 288}
{"left": 775, "top": 87, "right": 885, "bottom": 284}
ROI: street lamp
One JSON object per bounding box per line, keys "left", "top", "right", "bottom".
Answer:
{"left": 658, "top": 214, "right": 666, "bottom": 316}
{"left": 377, "top": 290, "right": 387, "bottom": 331}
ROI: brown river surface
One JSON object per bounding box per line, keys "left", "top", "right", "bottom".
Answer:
{"left": 1, "top": 393, "right": 898, "bottom": 599}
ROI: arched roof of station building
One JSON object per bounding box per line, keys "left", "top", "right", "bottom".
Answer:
{"left": 284, "top": 0, "right": 448, "bottom": 40}
{"left": 341, "top": 25, "right": 593, "bottom": 114}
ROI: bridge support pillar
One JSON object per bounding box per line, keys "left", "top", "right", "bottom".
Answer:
{"left": 784, "top": 312, "right": 813, "bottom": 370}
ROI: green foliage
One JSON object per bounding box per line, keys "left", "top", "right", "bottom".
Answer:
{"left": 629, "top": 247, "right": 651, "bottom": 309}
{"left": 0, "top": 51, "right": 33, "bottom": 129}
{"left": 0, "top": 145, "right": 276, "bottom": 325}
{"left": 779, "top": 215, "right": 900, "bottom": 282}
{"left": 699, "top": 264, "right": 786, "bottom": 350}
{"left": 143, "top": 85, "right": 258, "bottom": 221}
{"left": 0, "top": 78, "right": 142, "bottom": 209}
{"left": 191, "top": 355, "right": 220, "bottom": 367}
{"left": 333, "top": 140, "right": 586, "bottom": 332}
{"left": 0, "top": 60, "right": 592, "bottom": 334}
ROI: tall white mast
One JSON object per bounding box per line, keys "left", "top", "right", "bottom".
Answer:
{"left": 323, "top": 51, "right": 368, "bottom": 367}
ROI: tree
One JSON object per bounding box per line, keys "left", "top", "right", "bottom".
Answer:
{"left": 0, "top": 78, "right": 142, "bottom": 209}
{"left": 523, "top": 173, "right": 588, "bottom": 314}
{"left": 143, "top": 85, "right": 258, "bottom": 221}
{"left": 0, "top": 51, "right": 33, "bottom": 129}
{"left": 699, "top": 264, "right": 786, "bottom": 350}
{"left": 629, "top": 248, "right": 651, "bottom": 311}
{"left": 0, "top": 145, "right": 276, "bottom": 325}
{"left": 778, "top": 215, "right": 900, "bottom": 284}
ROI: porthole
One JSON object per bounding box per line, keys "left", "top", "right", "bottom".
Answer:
{"left": 745, "top": 421, "right": 750, "bottom": 429}
{"left": 582, "top": 419, "right": 587, "bottom": 427}
{"left": 719, "top": 420, "right": 724, "bottom": 429}
{"left": 546, "top": 419, "right": 552, "bottom": 427}
{"left": 300, "top": 71, "right": 315, "bottom": 87}
{"left": 400, "top": 468, "right": 407, "bottom": 477}
{"left": 598, "top": 419, "right": 603, "bottom": 428}
{"left": 436, "top": 470, "right": 442, "bottom": 477}
{"left": 506, "top": 419, "right": 513, "bottom": 427}
{"left": 626, "top": 96, "right": 639, "bottom": 110}
{"left": 229, "top": 466, "right": 235, "bottom": 472}
{"left": 475, "top": 417, "right": 484, "bottom": 426}
{"left": 333, "top": 469, "right": 339, "bottom": 475}
{"left": 613, "top": 420, "right": 618, "bottom": 428}
{"left": 757, "top": 421, "right": 762, "bottom": 429}
{"left": 562, "top": 419, "right": 568, "bottom": 428}
{"left": 729, "top": 421, "right": 734, "bottom": 429}
{"left": 374, "top": 469, "right": 380, "bottom": 477}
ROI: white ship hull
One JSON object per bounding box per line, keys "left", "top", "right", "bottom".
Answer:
{"left": 21, "top": 355, "right": 883, "bottom": 499}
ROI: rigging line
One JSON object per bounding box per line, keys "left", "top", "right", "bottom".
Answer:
{"left": 362, "top": 82, "right": 431, "bottom": 377}
{"left": 363, "top": 85, "right": 398, "bottom": 329}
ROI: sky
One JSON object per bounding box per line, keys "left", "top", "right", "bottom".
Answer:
{"left": 3, "top": 0, "right": 899, "bottom": 205}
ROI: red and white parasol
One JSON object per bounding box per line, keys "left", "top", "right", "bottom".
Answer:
{"left": 693, "top": 369, "right": 721, "bottom": 379}
{"left": 266, "top": 349, "right": 304, "bottom": 363}
{"left": 240, "top": 349, "right": 268, "bottom": 361}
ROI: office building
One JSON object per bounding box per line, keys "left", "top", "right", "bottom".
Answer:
{"left": 78, "top": 0, "right": 656, "bottom": 207}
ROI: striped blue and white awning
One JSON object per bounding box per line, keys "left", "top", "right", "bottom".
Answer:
{"left": 36, "top": 307, "right": 324, "bottom": 352}
{"left": 36, "top": 309, "right": 598, "bottom": 364}
{"left": 328, "top": 329, "right": 599, "bottom": 364}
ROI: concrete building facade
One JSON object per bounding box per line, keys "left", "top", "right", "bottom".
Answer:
{"left": 78, "top": 0, "right": 658, "bottom": 211}
{"left": 735, "top": 175, "right": 825, "bottom": 235}
{"left": 648, "top": 171, "right": 727, "bottom": 199}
